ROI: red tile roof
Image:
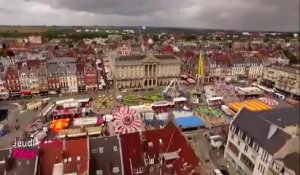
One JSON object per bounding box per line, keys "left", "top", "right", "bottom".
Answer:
{"left": 39, "top": 142, "right": 64, "bottom": 175}
{"left": 120, "top": 132, "right": 144, "bottom": 174}
{"left": 121, "top": 122, "right": 200, "bottom": 175}
{"left": 161, "top": 45, "right": 173, "bottom": 54}
{"left": 64, "top": 138, "right": 89, "bottom": 175}
{"left": 184, "top": 51, "right": 195, "bottom": 60}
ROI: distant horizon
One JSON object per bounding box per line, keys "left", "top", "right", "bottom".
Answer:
{"left": 0, "top": 25, "right": 298, "bottom": 33}
{"left": 1, "top": 0, "right": 299, "bottom": 32}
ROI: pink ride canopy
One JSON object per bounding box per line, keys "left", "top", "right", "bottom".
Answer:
{"left": 259, "top": 97, "right": 279, "bottom": 106}
{"left": 113, "top": 106, "right": 143, "bottom": 134}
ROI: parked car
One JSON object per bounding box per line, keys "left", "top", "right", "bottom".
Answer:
{"left": 212, "top": 169, "right": 223, "bottom": 175}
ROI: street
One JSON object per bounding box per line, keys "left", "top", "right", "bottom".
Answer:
{"left": 0, "top": 90, "right": 115, "bottom": 148}
{"left": 183, "top": 130, "right": 238, "bottom": 175}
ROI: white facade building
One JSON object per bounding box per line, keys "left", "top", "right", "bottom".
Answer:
{"left": 112, "top": 54, "right": 181, "bottom": 89}
{"left": 19, "top": 65, "right": 39, "bottom": 91}
{"left": 261, "top": 65, "right": 300, "bottom": 98}
{"left": 28, "top": 36, "right": 42, "bottom": 44}
{"left": 224, "top": 107, "right": 299, "bottom": 175}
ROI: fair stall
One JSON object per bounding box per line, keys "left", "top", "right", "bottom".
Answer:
{"left": 206, "top": 97, "right": 223, "bottom": 106}
{"left": 73, "top": 117, "right": 98, "bottom": 127}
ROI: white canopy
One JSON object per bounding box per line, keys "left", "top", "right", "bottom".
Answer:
{"left": 173, "top": 97, "right": 187, "bottom": 102}
{"left": 78, "top": 98, "right": 90, "bottom": 103}
{"left": 207, "top": 97, "right": 223, "bottom": 101}
{"left": 73, "top": 117, "right": 98, "bottom": 127}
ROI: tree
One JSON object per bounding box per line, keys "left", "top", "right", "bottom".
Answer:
{"left": 122, "top": 34, "right": 130, "bottom": 40}
{"left": 283, "top": 49, "right": 299, "bottom": 64}
{"left": 152, "top": 35, "right": 159, "bottom": 42}
{"left": 263, "top": 37, "right": 270, "bottom": 43}
{"left": 183, "top": 34, "right": 197, "bottom": 41}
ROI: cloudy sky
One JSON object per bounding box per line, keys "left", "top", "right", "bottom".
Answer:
{"left": 0, "top": 0, "right": 299, "bottom": 31}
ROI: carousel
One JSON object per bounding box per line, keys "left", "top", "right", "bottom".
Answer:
{"left": 259, "top": 97, "right": 279, "bottom": 106}
{"left": 92, "top": 94, "right": 114, "bottom": 113}
{"left": 113, "top": 106, "right": 144, "bottom": 134}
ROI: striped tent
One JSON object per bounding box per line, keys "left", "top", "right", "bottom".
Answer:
{"left": 227, "top": 99, "right": 272, "bottom": 112}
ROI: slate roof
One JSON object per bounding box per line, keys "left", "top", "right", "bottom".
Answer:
{"left": 38, "top": 64, "right": 47, "bottom": 77}
{"left": 0, "top": 148, "right": 10, "bottom": 175}
{"left": 89, "top": 136, "right": 123, "bottom": 175}
{"left": 230, "top": 53, "right": 245, "bottom": 65}
{"left": 244, "top": 56, "right": 262, "bottom": 65}
{"left": 232, "top": 108, "right": 292, "bottom": 154}
{"left": 47, "top": 64, "right": 59, "bottom": 76}
{"left": 47, "top": 57, "right": 77, "bottom": 64}
{"left": 115, "top": 54, "right": 146, "bottom": 62}
{"left": 255, "top": 106, "right": 300, "bottom": 128}
{"left": 279, "top": 152, "right": 300, "bottom": 175}
{"left": 5, "top": 147, "right": 38, "bottom": 175}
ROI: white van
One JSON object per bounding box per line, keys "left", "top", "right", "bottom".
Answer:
{"left": 274, "top": 92, "right": 285, "bottom": 100}
{"left": 212, "top": 169, "right": 223, "bottom": 175}
{"left": 210, "top": 135, "right": 224, "bottom": 148}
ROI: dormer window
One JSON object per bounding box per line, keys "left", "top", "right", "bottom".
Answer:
{"left": 113, "top": 167, "right": 120, "bottom": 173}
{"left": 99, "top": 147, "right": 104, "bottom": 153}
{"left": 148, "top": 142, "right": 153, "bottom": 147}
{"left": 135, "top": 167, "right": 143, "bottom": 174}
{"left": 96, "top": 170, "right": 103, "bottom": 175}
{"left": 113, "top": 146, "right": 118, "bottom": 152}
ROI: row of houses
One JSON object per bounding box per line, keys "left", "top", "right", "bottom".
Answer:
{"left": 0, "top": 57, "right": 99, "bottom": 97}
{"left": 182, "top": 52, "right": 264, "bottom": 82}
{"left": 261, "top": 65, "right": 300, "bottom": 99}
{"left": 0, "top": 122, "right": 201, "bottom": 175}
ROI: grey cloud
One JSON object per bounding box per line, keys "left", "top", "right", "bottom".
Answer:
{"left": 0, "top": 0, "right": 299, "bottom": 31}
{"left": 193, "top": 0, "right": 300, "bottom": 31}
{"left": 32, "top": 0, "right": 182, "bottom": 16}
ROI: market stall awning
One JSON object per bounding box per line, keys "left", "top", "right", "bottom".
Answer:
{"left": 227, "top": 99, "right": 272, "bottom": 112}
{"left": 21, "top": 90, "right": 32, "bottom": 95}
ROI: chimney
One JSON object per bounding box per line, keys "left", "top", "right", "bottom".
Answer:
{"left": 267, "top": 124, "right": 278, "bottom": 139}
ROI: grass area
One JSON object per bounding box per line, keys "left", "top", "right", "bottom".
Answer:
{"left": 196, "top": 106, "right": 223, "bottom": 118}
{"left": 123, "top": 93, "right": 164, "bottom": 106}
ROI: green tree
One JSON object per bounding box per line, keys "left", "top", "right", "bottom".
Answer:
{"left": 152, "top": 35, "right": 159, "bottom": 42}
{"left": 183, "top": 34, "right": 197, "bottom": 41}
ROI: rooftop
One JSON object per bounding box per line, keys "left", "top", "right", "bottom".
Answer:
{"left": 256, "top": 106, "right": 300, "bottom": 128}
{"left": 63, "top": 138, "right": 88, "bottom": 175}
{"left": 120, "top": 122, "right": 200, "bottom": 174}
{"left": 39, "top": 141, "right": 64, "bottom": 175}
{"left": 5, "top": 147, "right": 38, "bottom": 175}
{"left": 89, "top": 136, "right": 123, "bottom": 175}
{"left": 0, "top": 148, "right": 10, "bottom": 175}
{"left": 267, "top": 65, "right": 300, "bottom": 74}
{"left": 232, "top": 108, "right": 292, "bottom": 154}
{"left": 278, "top": 152, "right": 300, "bottom": 175}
